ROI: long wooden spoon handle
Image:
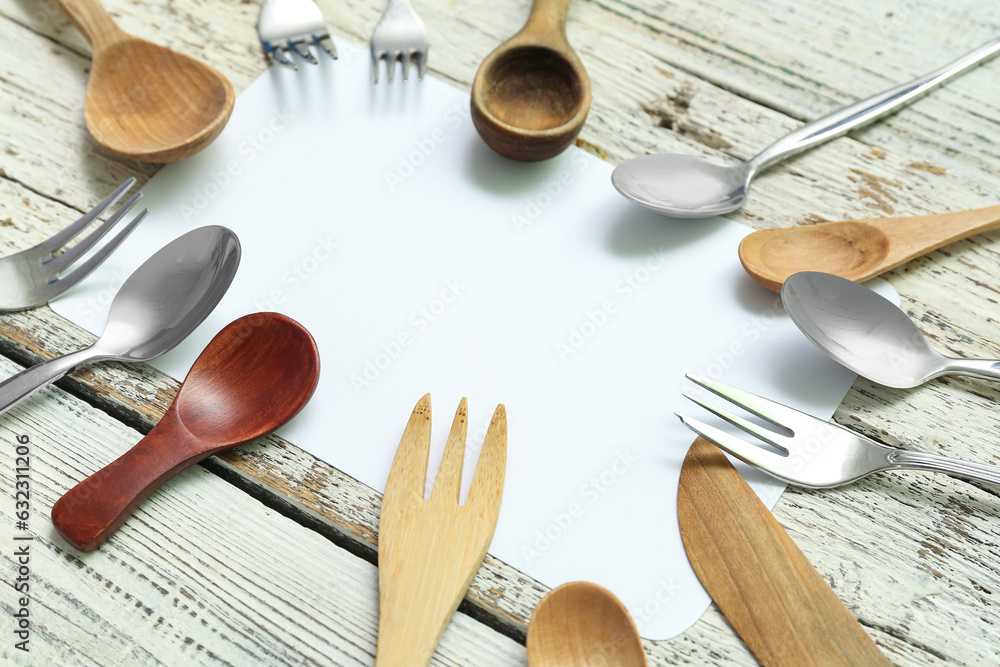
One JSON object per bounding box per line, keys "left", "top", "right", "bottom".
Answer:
{"left": 519, "top": 0, "right": 573, "bottom": 40}
{"left": 678, "top": 438, "right": 890, "bottom": 666}
{"left": 873, "top": 204, "right": 1000, "bottom": 267}
{"left": 51, "top": 0, "right": 126, "bottom": 49}
{"left": 51, "top": 407, "right": 221, "bottom": 552}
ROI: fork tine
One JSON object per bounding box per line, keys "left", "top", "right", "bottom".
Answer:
{"left": 371, "top": 51, "right": 384, "bottom": 83}
{"left": 387, "top": 53, "right": 398, "bottom": 83}
{"left": 416, "top": 49, "right": 428, "bottom": 79}
{"left": 48, "top": 207, "right": 148, "bottom": 297}
{"left": 401, "top": 51, "right": 413, "bottom": 82}
{"left": 682, "top": 393, "right": 791, "bottom": 452}
{"left": 676, "top": 413, "right": 789, "bottom": 474}
{"left": 466, "top": 404, "right": 507, "bottom": 508}
{"left": 430, "top": 398, "right": 468, "bottom": 503}
{"left": 47, "top": 192, "right": 142, "bottom": 272}
{"left": 266, "top": 43, "right": 297, "bottom": 69}
{"left": 385, "top": 394, "right": 433, "bottom": 500}
{"left": 42, "top": 177, "right": 135, "bottom": 251}
{"left": 290, "top": 40, "right": 318, "bottom": 64}
{"left": 685, "top": 373, "right": 805, "bottom": 430}
{"left": 315, "top": 34, "right": 338, "bottom": 59}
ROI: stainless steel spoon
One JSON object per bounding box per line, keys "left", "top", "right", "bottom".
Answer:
{"left": 0, "top": 225, "right": 241, "bottom": 416}
{"left": 781, "top": 271, "right": 1000, "bottom": 388}
{"left": 612, "top": 38, "right": 1000, "bottom": 218}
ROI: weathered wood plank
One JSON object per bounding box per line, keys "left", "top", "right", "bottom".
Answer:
{"left": 2, "top": 0, "right": 1000, "bottom": 664}
{"left": 0, "top": 355, "right": 529, "bottom": 666}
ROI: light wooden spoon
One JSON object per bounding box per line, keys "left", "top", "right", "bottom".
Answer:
{"left": 739, "top": 204, "right": 1000, "bottom": 291}
{"left": 526, "top": 581, "right": 646, "bottom": 667}
{"left": 53, "top": 0, "right": 235, "bottom": 163}
{"left": 470, "top": 0, "right": 591, "bottom": 162}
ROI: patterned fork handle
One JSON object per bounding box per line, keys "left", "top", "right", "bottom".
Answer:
{"left": 376, "top": 395, "right": 507, "bottom": 667}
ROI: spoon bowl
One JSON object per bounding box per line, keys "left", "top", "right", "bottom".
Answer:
{"left": 611, "top": 154, "right": 752, "bottom": 218}
{"left": 741, "top": 205, "right": 1000, "bottom": 291}
{"left": 52, "top": 313, "right": 321, "bottom": 551}
{"left": 781, "top": 271, "right": 1000, "bottom": 388}
{"left": 0, "top": 225, "right": 240, "bottom": 417}
{"left": 612, "top": 38, "right": 1000, "bottom": 217}
{"left": 54, "top": 0, "right": 234, "bottom": 162}
{"left": 471, "top": 0, "right": 591, "bottom": 162}
{"left": 526, "top": 581, "right": 646, "bottom": 667}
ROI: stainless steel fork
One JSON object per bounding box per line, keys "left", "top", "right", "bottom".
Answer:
{"left": 0, "top": 178, "right": 146, "bottom": 311}
{"left": 677, "top": 373, "right": 1000, "bottom": 490}
{"left": 370, "top": 0, "right": 429, "bottom": 83}
{"left": 257, "top": 0, "right": 338, "bottom": 70}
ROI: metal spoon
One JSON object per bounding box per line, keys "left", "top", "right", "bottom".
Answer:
{"left": 781, "top": 271, "right": 1000, "bottom": 388}
{"left": 526, "top": 582, "right": 646, "bottom": 667}
{"left": 0, "top": 225, "right": 240, "bottom": 416}
{"left": 611, "top": 38, "right": 1000, "bottom": 218}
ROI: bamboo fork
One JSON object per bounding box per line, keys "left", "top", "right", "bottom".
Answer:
{"left": 376, "top": 394, "right": 507, "bottom": 666}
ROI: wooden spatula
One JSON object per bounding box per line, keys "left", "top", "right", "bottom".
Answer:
{"left": 677, "top": 437, "right": 890, "bottom": 666}
{"left": 376, "top": 394, "right": 507, "bottom": 666}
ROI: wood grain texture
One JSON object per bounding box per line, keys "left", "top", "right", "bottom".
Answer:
{"left": 470, "top": 0, "right": 591, "bottom": 161}
{"left": 526, "top": 581, "right": 646, "bottom": 667}
{"left": 678, "top": 437, "right": 891, "bottom": 666}
{"left": 377, "top": 396, "right": 507, "bottom": 666}
{"left": 1, "top": 0, "right": 1000, "bottom": 664}
{"left": 50, "top": 0, "right": 235, "bottom": 163}
{"left": 739, "top": 204, "right": 1000, "bottom": 289}
{"left": 0, "top": 355, "right": 527, "bottom": 666}
{"left": 51, "top": 313, "right": 320, "bottom": 551}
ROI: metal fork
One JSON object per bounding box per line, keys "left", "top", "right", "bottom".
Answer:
{"left": 370, "top": 0, "right": 429, "bottom": 83}
{"left": 0, "top": 178, "right": 146, "bottom": 311}
{"left": 677, "top": 373, "right": 1000, "bottom": 490}
{"left": 377, "top": 394, "right": 507, "bottom": 666}
{"left": 257, "top": 0, "right": 338, "bottom": 70}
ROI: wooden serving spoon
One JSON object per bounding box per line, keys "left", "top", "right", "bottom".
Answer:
{"left": 51, "top": 312, "right": 320, "bottom": 552}
{"left": 470, "top": 0, "right": 591, "bottom": 162}
{"left": 739, "top": 204, "right": 1000, "bottom": 291}
{"left": 53, "top": 0, "right": 235, "bottom": 162}
{"left": 526, "top": 581, "right": 647, "bottom": 667}
{"left": 678, "top": 438, "right": 890, "bottom": 666}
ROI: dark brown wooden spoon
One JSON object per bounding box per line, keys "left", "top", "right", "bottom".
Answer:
{"left": 470, "top": 0, "right": 591, "bottom": 161}
{"left": 51, "top": 312, "right": 320, "bottom": 552}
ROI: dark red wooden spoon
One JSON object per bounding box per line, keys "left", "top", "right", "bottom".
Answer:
{"left": 52, "top": 312, "right": 321, "bottom": 551}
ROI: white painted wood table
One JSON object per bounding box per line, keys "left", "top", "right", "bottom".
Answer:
{"left": 1, "top": 0, "right": 999, "bottom": 664}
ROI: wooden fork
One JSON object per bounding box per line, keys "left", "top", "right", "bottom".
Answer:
{"left": 376, "top": 394, "right": 507, "bottom": 666}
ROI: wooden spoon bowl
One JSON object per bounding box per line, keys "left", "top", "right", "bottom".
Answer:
{"left": 739, "top": 204, "right": 1000, "bottom": 291}
{"left": 51, "top": 312, "right": 320, "bottom": 551}
{"left": 54, "top": 0, "right": 234, "bottom": 163}
{"left": 471, "top": 0, "right": 591, "bottom": 161}
{"left": 526, "top": 581, "right": 646, "bottom": 667}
